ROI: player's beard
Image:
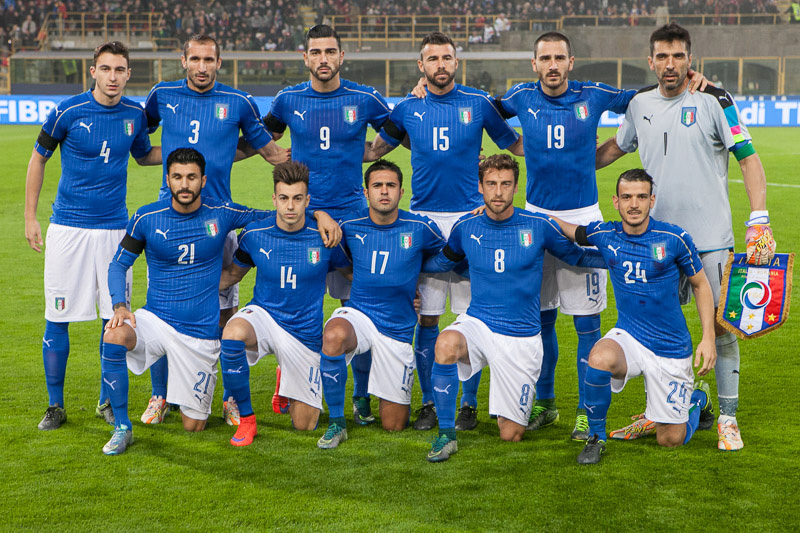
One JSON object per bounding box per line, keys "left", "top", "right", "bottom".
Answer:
{"left": 621, "top": 209, "right": 649, "bottom": 228}
{"left": 172, "top": 188, "right": 201, "bottom": 206}
{"left": 189, "top": 70, "right": 216, "bottom": 91}
{"left": 486, "top": 197, "right": 513, "bottom": 217}
{"left": 426, "top": 69, "right": 455, "bottom": 90}
{"left": 539, "top": 70, "right": 567, "bottom": 91}
{"left": 658, "top": 67, "right": 687, "bottom": 92}
{"left": 311, "top": 63, "right": 340, "bottom": 82}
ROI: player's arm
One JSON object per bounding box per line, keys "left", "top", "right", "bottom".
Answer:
{"left": 543, "top": 219, "right": 606, "bottom": 269}
{"left": 221, "top": 262, "right": 251, "bottom": 291}
{"left": 688, "top": 270, "right": 717, "bottom": 375}
{"left": 596, "top": 137, "right": 628, "bottom": 169}
{"left": 107, "top": 233, "right": 143, "bottom": 329}
{"left": 548, "top": 215, "right": 579, "bottom": 241}
{"left": 255, "top": 139, "right": 290, "bottom": 165}
{"left": 365, "top": 120, "right": 403, "bottom": 161}
{"left": 134, "top": 145, "right": 162, "bottom": 166}
{"left": 506, "top": 136, "right": 524, "bottom": 156}
{"left": 24, "top": 150, "right": 49, "bottom": 252}
{"left": 686, "top": 69, "right": 710, "bottom": 94}
{"left": 739, "top": 153, "right": 775, "bottom": 265}
{"left": 312, "top": 210, "right": 342, "bottom": 247}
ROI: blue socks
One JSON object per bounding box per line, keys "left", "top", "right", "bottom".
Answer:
{"left": 536, "top": 309, "right": 559, "bottom": 400}
{"left": 584, "top": 366, "right": 612, "bottom": 441}
{"left": 101, "top": 342, "right": 131, "bottom": 429}
{"left": 460, "top": 370, "right": 481, "bottom": 408}
{"left": 42, "top": 320, "right": 69, "bottom": 407}
{"left": 683, "top": 387, "right": 708, "bottom": 444}
{"left": 432, "top": 361, "right": 458, "bottom": 439}
{"left": 574, "top": 314, "right": 601, "bottom": 410}
{"left": 321, "top": 353, "right": 348, "bottom": 425}
{"left": 350, "top": 350, "right": 372, "bottom": 400}
{"left": 220, "top": 339, "right": 253, "bottom": 417}
{"left": 98, "top": 319, "right": 109, "bottom": 405}
{"left": 149, "top": 355, "right": 168, "bottom": 398}
{"left": 414, "top": 323, "right": 439, "bottom": 405}
{"left": 218, "top": 325, "right": 233, "bottom": 402}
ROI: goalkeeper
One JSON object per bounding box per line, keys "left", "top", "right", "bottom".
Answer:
{"left": 595, "top": 22, "right": 775, "bottom": 452}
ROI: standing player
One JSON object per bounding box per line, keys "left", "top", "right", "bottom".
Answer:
{"left": 217, "top": 162, "right": 350, "bottom": 446}
{"left": 142, "top": 34, "right": 289, "bottom": 426}
{"left": 596, "top": 23, "right": 775, "bottom": 451}
{"left": 552, "top": 169, "right": 716, "bottom": 464}
{"left": 366, "top": 32, "right": 522, "bottom": 432}
{"left": 421, "top": 155, "right": 605, "bottom": 463}
{"left": 24, "top": 41, "right": 160, "bottom": 430}
{"left": 240, "top": 24, "right": 391, "bottom": 426}
{"left": 316, "top": 160, "right": 446, "bottom": 449}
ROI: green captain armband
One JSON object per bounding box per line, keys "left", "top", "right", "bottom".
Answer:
{"left": 732, "top": 142, "right": 756, "bottom": 161}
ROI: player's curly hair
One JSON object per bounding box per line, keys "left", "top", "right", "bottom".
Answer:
{"left": 273, "top": 161, "right": 310, "bottom": 192}
{"left": 533, "top": 31, "right": 572, "bottom": 58}
{"left": 616, "top": 168, "right": 654, "bottom": 195}
{"left": 166, "top": 148, "right": 206, "bottom": 176}
{"left": 364, "top": 159, "right": 403, "bottom": 188}
{"left": 92, "top": 41, "right": 129, "bottom": 67}
{"left": 479, "top": 154, "right": 519, "bottom": 184}
{"left": 650, "top": 23, "right": 691, "bottom": 56}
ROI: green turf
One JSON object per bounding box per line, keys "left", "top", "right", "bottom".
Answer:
{"left": 1, "top": 125, "right": 798, "bottom": 530}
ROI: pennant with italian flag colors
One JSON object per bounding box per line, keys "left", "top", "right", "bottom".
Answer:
{"left": 717, "top": 252, "right": 794, "bottom": 339}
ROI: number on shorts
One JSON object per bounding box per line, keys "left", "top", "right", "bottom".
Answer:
{"left": 308, "top": 366, "right": 321, "bottom": 386}
{"left": 401, "top": 365, "right": 414, "bottom": 387}
{"left": 585, "top": 272, "right": 600, "bottom": 296}
{"left": 519, "top": 383, "right": 531, "bottom": 406}
{"left": 193, "top": 371, "right": 212, "bottom": 395}
{"left": 666, "top": 381, "right": 688, "bottom": 404}
{"left": 494, "top": 249, "right": 505, "bottom": 273}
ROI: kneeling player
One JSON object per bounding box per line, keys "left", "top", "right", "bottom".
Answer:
{"left": 552, "top": 169, "right": 716, "bottom": 464}
{"left": 317, "top": 160, "right": 446, "bottom": 449}
{"left": 421, "top": 155, "right": 605, "bottom": 462}
{"left": 218, "top": 162, "right": 349, "bottom": 446}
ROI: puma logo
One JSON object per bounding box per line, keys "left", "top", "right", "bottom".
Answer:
{"left": 103, "top": 378, "right": 118, "bottom": 391}
{"left": 166, "top": 103, "right": 179, "bottom": 114}
{"left": 588, "top": 297, "right": 599, "bottom": 304}
{"left": 470, "top": 234, "right": 483, "bottom": 245}
{"left": 42, "top": 338, "right": 53, "bottom": 347}
{"left": 607, "top": 244, "right": 620, "bottom": 257}
{"left": 527, "top": 108, "right": 540, "bottom": 118}
{"left": 433, "top": 384, "right": 452, "bottom": 394}
{"left": 354, "top": 234, "right": 367, "bottom": 244}
{"left": 79, "top": 121, "right": 92, "bottom": 133}
{"left": 643, "top": 114, "right": 653, "bottom": 124}
{"left": 155, "top": 229, "right": 169, "bottom": 239}
{"left": 415, "top": 348, "right": 429, "bottom": 359}
{"left": 294, "top": 110, "right": 307, "bottom": 120}
{"left": 259, "top": 248, "right": 272, "bottom": 259}
{"left": 579, "top": 358, "right": 589, "bottom": 364}
{"left": 585, "top": 405, "right": 595, "bottom": 413}
{"left": 226, "top": 366, "right": 243, "bottom": 374}
{"left": 310, "top": 387, "right": 319, "bottom": 397}
{"left": 413, "top": 111, "right": 426, "bottom": 121}
{"left": 322, "top": 372, "right": 340, "bottom": 383}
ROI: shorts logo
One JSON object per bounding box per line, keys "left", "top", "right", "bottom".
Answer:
{"left": 308, "top": 247, "right": 321, "bottom": 264}
{"left": 241, "top": 308, "right": 254, "bottom": 314}
{"left": 681, "top": 107, "right": 696, "bottom": 127}
{"left": 400, "top": 232, "right": 413, "bottom": 249}
{"left": 55, "top": 297, "right": 66, "bottom": 311}
{"left": 344, "top": 106, "right": 357, "bottom": 124}
{"left": 652, "top": 242, "right": 667, "bottom": 261}
{"left": 205, "top": 220, "right": 220, "bottom": 237}
{"left": 215, "top": 103, "right": 229, "bottom": 120}
{"left": 459, "top": 107, "right": 473, "bottom": 125}
{"left": 574, "top": 101, "right": 589, "bottom": 120}
{"left": 519, "top": 229, "right": 533, "bottom": 248}
{"left": 123, "top": 119, "right": 134, "bottom": 136}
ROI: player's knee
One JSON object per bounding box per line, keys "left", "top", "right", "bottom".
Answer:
{"left": 434, "top": 332, "right": 462, "bottom": 365}
{"left": 182, "top": 417, "right": 207, "bottom": 432}
{"left": 322, "top": 324, "right": 349, "bottom": 355}
{"left": 103, "top": 325, "right": 132, "bottom": 347}
{"left": 588, "top": 346, "right": 615, "bottom": 372}
{"left": 382, "top": 417, "right": 408, "bottom": 432}
{"left": 419, "top": 315, "right": 440, "bottom": 328}
{"left": 221, "top": 319, "right": 249, "bottom": 342}
{"left": 657, "top": 427, "right": 685, "bottom": 448}
{"left": 498, "top": 420, "right": 525, "bottom": 442}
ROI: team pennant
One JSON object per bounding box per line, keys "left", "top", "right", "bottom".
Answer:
{"left": 717, "top": 252, "right": 794, "bottom": 339}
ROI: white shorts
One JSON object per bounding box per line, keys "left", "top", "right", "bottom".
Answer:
{"left": 412, "top": 210, "right": 471, "bottom": 315}
{"left": 44, "top": 223, "right": 131, "bottom": 322}
{"left": 679, "top": 249, "right": 728, "bottom": 307}
{"left": 605, "top": 328, "right": 693, "bottom": 425}
{"left": 125, "top": 308, "right": 220, "bottom": 420}
{"left": 219, "top": 230, "right": 239, "bottom": 310}
{"left": 444, "top": 314, "right": 543, "bottom": 426}
{"left": 524, "top": 203, "right": 607, "bottom": 315}
{"left": 327, "top": 307, "right": 415, "bottom": 405}
{"left": 233, "top": 305, "right": 322, "bottom": 409}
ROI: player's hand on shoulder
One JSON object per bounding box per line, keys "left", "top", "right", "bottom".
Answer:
{"left": 412, "top": 77, "right": 428, "bottom": 99}
{"left": 686, "top": 69, "right": 709, "bottom": 93}
{"left": 25, "top": 218, "right": 44, "bottom": 252}
{"left": 264, "top": 143, "right": 291, "bottom": 165}
{"left": 470, "top": 205, "right": 486, "bottom": 216}
{"left": 694, "top": 337, "right": 716, "bottom": 376}
{"left": 107, "top": 304, "right": 135, "bottom": 329}
{"left": 314, "top": 210, "right": 342, "bottom": 248}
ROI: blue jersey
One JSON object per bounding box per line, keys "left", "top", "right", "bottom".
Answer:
{"left": 378, "top": 85, "right": 519, "bottom": 213}
{"left": 108, "top": 198, "right": 270, "bottom": 339}
{"left": 424, "top": 209, "right": 602, "bottom": 337}
{"left": 499, "top": 81, "right": 633, "bottom": 210}
{"left": 34, "top": 91, "right": 152, "bottom": 229}
{"left": 340, "top": 209, "right": 445, "bottom": 343}
{"left": 233, "top": 217, "right": 350, "bottom": 352}
{"left": 145, "top": 80, "right": 271, "bottom": 202}
{"left": 265, "top": 79, "right": 390, "bottom": 214}
{"left": 581, "top": 219, "right": 703, "bottom": 358}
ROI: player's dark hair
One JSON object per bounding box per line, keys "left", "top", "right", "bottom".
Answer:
{"left": 650, "top": 23, "right": 691, "bottom": 56}
{"left": 616, "top": 168, "right": 654, "bottom": 195}
{"left": 273, "top": 161, "right": 310, "bottom": 192}
{"left": 183, "top": 34, "right": 220, "bottom": 59}
{"left": 420, "top": 32, "right": 457, "bottom": 57}
{"left": 533, "top": 31, "right": 572, "bottom": 58}
{"left": 479, "top": 154, "right": 519, "bottom": 184}
{"left": 92, "top": 41, "right": 129, "bottom": 67}
{"left": 166, "top": 148, "right": 206, "bottom": 176}
{"left": 364, "top": 159, "right": 403, "bottom": 188}
{"left": 304, "top": 24, "right": 341, "bottom": 51}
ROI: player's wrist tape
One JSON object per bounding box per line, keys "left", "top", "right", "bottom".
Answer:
{"left": 745, "top": 210, "right": 769, "bottom": 227}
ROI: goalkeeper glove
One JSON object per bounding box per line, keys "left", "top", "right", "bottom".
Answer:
{"left": 745, "top": 210, "right": 776, "bottom": 265}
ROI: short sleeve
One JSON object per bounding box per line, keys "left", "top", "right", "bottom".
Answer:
{"left": 239, "top": 95, "right": 272, "bottom": 151}
{"left": 480, "top": 95, "right": 519, "bottom": 150}
{"left": 616, "top": 107, "right": 639, "bottom": 154}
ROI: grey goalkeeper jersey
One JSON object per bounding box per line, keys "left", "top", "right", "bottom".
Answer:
{"left": 616, "top": 85, "right": 752, "bottom": 252}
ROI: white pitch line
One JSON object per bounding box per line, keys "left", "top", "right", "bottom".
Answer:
{"left": 730, "top": 179, "right": 800, "bottom": 189}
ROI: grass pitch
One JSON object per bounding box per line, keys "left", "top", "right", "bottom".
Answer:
{"left": 1, "top": 125, "right": 798, "bottom": 531}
